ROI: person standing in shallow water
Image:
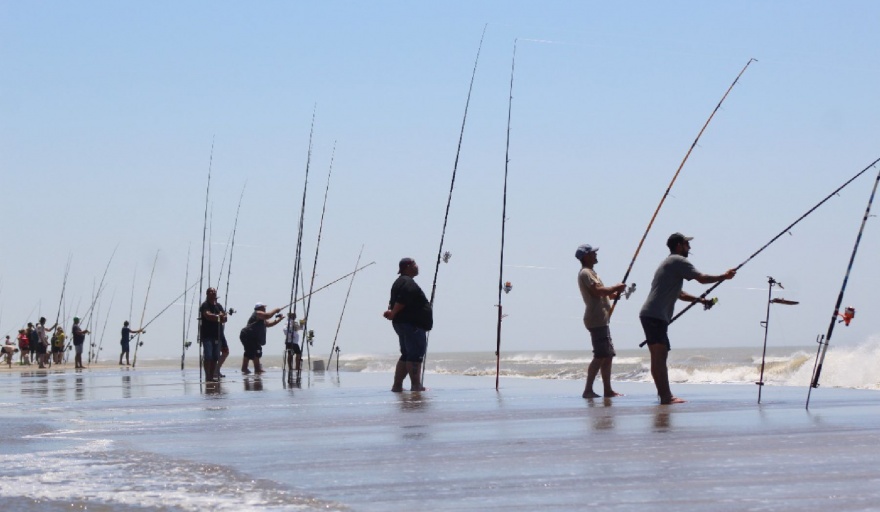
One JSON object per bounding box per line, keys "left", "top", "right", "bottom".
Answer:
{"left": 639, "top": 232, "right": 736, "bottom": 404}
{"left": 576, "top": 244, "right": 627, "bottom": 399}
{"left": 241, "top": 302, "right": 283, "bottom": 374}
{"left": 199, "top": 287, "right": 227, "bottom": 382}
{"left": 71, "top": 317, "right": 90, "bottom": 369}
{"left": 383, "top": 258, "right": 432, "bottom": 392}
{"left": 119, "top": 321, "right": 144, "bottom": 366}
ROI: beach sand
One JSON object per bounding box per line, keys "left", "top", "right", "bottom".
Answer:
{"left": 1, "top": 364, "right": 879, "bottom": 511}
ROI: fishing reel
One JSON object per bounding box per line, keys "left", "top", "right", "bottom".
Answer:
{"left": 503, "top": 281, "right": 512, "bottom": 294}
{"left": 703, "top": 297, "right": 718, "bottom": 310}
{"left": 184, "top": 341, "right": 192, "bottom": 349}
{"left": 442, "top": 251, "right": 452, "bottom": 263}
{"left": 838, "top": 306, "right": 856, "bottom": 326}
{"left": 228, "top": 307, "right": 236, "bottom": 316}
{"left": 138, "top": 341, "right": 144, "bottom": 347}
{"left": 307, "top": 330, "right": 315, "bottom": 346}
{"left": 275, "top": 313, "right": 284, "bottom": 320}
{"left": 624, "top": 283, "right": 637, "bottom": 300}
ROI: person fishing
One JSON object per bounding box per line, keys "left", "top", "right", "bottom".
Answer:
{"left": 383, "top": 258, "right": 432, "bottom": 392}
{"left": 283, "top": 312, "right": 303, "bottom": 374}
{"left": 52, "top": 327, "right": 66, "bottom": 365}
{"left": 199, "top": 287, "right": 227, "bottom": 382}
{"left": 240, "top": 302, "right": 283, "bottom": 375}
{"left": 639, "top": 233, "right": 736, "bottom": 404}
{"left": 576, "top": 244, "right": 627, "bottom": 399}
{"left": 71, "top": 317, "right": 90, "bottom": 369}
{"left": 17, "top": 329, "right": 29, "bottom": 365}
{"left": 119, "top": 321, "right": 144, "bottom": 366}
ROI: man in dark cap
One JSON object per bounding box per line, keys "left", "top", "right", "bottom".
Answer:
{"left": 199, "top": 287, "right": 227, "bottom": 382}
{"left": 639, "top": 232, "right": 736, "bottom": 404}
{"left": 576, "top": 244, "right": 627, "bottom": 398}
{"left": 383, "top": 257, "right": 432, "bottom": 392}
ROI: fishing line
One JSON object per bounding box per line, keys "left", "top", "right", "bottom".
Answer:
{"left": 670, "top": 155, "right": 880, "bottom": 324}
{"left": 181, "top": 244, "right": 191, "bottom": 370}
{"left": 609, "top": 58, "right": 756, "bottom": 319}
{"left": 806, "top": 163, "right": 880, "bottom": 409}
{"left": 327, "top": 246, "right": 364, "bottom": 370}
{"left": 131, "top": 250, "right": 159, "bottom": 368}
{"left": 495, "top": 39, "right": 517, "bottom": 390}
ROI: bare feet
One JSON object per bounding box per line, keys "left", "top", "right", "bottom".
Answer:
{"left": 582, "top": 390, "right": 601, "bottom": 399}
{"left": 604, "top": 391, "right": 625, "bottom": 397}
{"left": 660, "top": 396, "right": 687, "bottom": 404}
{"left": 391, "top": 386, "right": 403, "bottom": 392}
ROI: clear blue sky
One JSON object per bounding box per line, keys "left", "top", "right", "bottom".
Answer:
{"left": 2, "top": 1, "right": 880, "bottom": 361}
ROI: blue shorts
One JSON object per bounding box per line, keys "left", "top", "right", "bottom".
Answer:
{"left": 640, "top": 316, "right": 671, "bottom": 351}
{"left": 202, "top": 339, "right": 220, "bottom": 361}
{"left": 121, "top": 341, "right": 130, "bottom": 353}
{"left": 393, "top": 323, "right": 427, "bottom": 363}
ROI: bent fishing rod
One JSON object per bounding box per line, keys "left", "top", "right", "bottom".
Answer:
{"left": 429, "top": 23, "right": 487, "bottom": 309}
{"left": 425, "top": 24, "right": 487, "bottom": 383}
{"left": 806, "top": 162, "right": 880, "bottom": 409}
{"left": 278, "top": 262, "right": 376, "bottom": 311}
{"left": 670, "top": 155, "right": 880, "bottom": 324}
{"left": 496, "top": 39, "right": 517, "bottom": 391}
{"left": 181, "top": 245, "right": 191, "bottom": 370}
{"left": 609, "top": 58, "right": 756, "bottom": 319}
{"left": 140, "top": 280, "right": 200, "bottom": 332}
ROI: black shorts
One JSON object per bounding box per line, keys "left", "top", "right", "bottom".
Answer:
{"left": 640, "top": 316, "right": 671, "bottom": 351}
{"left": 587, "top": 325, "right": 616, "bottom": 358}
{"left": 285, "top": 342, "right": 302, "bottom": 356}
{"left": 243, "top": 342, "right": 262, "bottom": 359}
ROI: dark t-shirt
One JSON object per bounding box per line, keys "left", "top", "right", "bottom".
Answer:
{"left": 28, "top": 330, "right": 38, "bottom": 347}
{"left": 246, "top": 312, "right": 267, "bottom": 346}
{"left": 72, "top": 325, "right": 86, "bottom": 346}
{"left": 200, "top": 301, "right": 226, "bottom": 341}
{"left": 388, "top": 276, "right": 433, "bottom": 331}
{"left": 121, "top": 326, "right": 131, "bottom": 344}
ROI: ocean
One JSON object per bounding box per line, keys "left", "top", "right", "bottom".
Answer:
{"left": 2, "top": 346, "right": 879, "bottom": 511}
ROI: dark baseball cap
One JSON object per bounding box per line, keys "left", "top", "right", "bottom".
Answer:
{"left": 575, "top": 244, "right": 598, "bottom": 260}
{"left": 667, "top": 232, "right": 694, "bottom": 250}
{"left": 398, "top": 257, "right": 415, "bottom": 274}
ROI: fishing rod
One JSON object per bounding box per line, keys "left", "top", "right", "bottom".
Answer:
{"left": 181, "top": 245, "right": 191, "bottom": 370}
{"left": 495, "top": 40, "right": 517, "bottom": 391}
{"left": 327, "top": 246, "right": 364, "bottom": 370}
{"left": 609, "top": 58, "right": 757, "bottom": 319}
{"left": 429, "top": 23, "right": 486, "bottom": 308}
{"left": 806, "top": 163, "right": 880, "bottom": 409}
{"left": 425, "top": 24, "right": 487, "bottom": 383}
{"left": 78, "top": 245, "right": 118, "bottom": 326}
{"left": 198, "top": 138, "right": 215, "bottom": 384}
{"left": 53, "top": 254, "right": 73, "bottom": 332}
{"left": 131, "top": 250, "right": 159, "bottom": 368}
{"left": 286, "top": 106, "right": 316, "bottom": 379}
{"left": 278, "top": 261, "right": 376, "bottom": 310}
{"left": 300, "top": 142, "right": 336, "bottom": 376}
{"left": 222, "top": 182, "right": 247, "bottom": 307}
{"left": 91, "top": 291, "right": 115, "bottom": 365}
{"left": 670, "top": 155, "right": 880, "bottom": 324}
{"left": 140, "top": 281, "right": 200, "bottom": 332}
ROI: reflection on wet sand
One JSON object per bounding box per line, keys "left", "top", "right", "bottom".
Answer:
{"left": 243, "top": 376, "right": 263, "bottom": 391}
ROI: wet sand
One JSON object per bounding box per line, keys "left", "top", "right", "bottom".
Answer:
{"left": 1, "top": 364, "right": 879, "bottom": 511}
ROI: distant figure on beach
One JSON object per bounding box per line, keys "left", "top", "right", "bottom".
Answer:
{"left": 17, "top": 329, "right": 29, "bottom": 365}
{"left": 240, "top": 302, "right": 283, "bottom": 375}
{"left": 200, "top": 287, "right": 227, "bottom": 382}
{"left": 52, "top": 327, "right": 66, "bottom": 364}
{"left": 71, "top": 317, "right": 90, "bottom": 369}
{"left": 383, "top": 257, "right": 432, "bottom": 392}
{"left": 576, "top": 244, "right": 627, "bottom": 399}
{"left": 3, "top": 335, "right": 16, "bottom": 368}
{"left": 283, "top": 312, "right": 303, "bottom": 374}
{"left": 27, "top": 324, "right": 38, "bottom": 366}
{"left": 119, "top": 321, "right": 144, "bottom": 366}
{"left": 640, "top": 233, "right": 736, "bottom": 404}
{"left": 36, "top": 317, "right": 58, "bottom": 368}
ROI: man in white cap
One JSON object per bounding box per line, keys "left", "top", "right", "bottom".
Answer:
{"left": 639, "top": 232, "right": 736, "bottom": 404}
{"left": 576, "top": 244, "right": 627, "bottom": 398}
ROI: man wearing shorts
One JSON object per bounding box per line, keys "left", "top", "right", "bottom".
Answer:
{"left": 576, "top": 244, "right": 627, "bottom": 398}
{"left": 71, "top": 317, "right": 90, "bottom": 369}
{"left": 383, "top": 257, "right": 432, "bottom": 392}
{"left": 640, "top": 232, "right": 736, "bottom": 404}
{"left": 199, "top": 287, "right": 227, "bottom": 382}
{"left": 282, "top": 312, "right": 303, "bottom": 374}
